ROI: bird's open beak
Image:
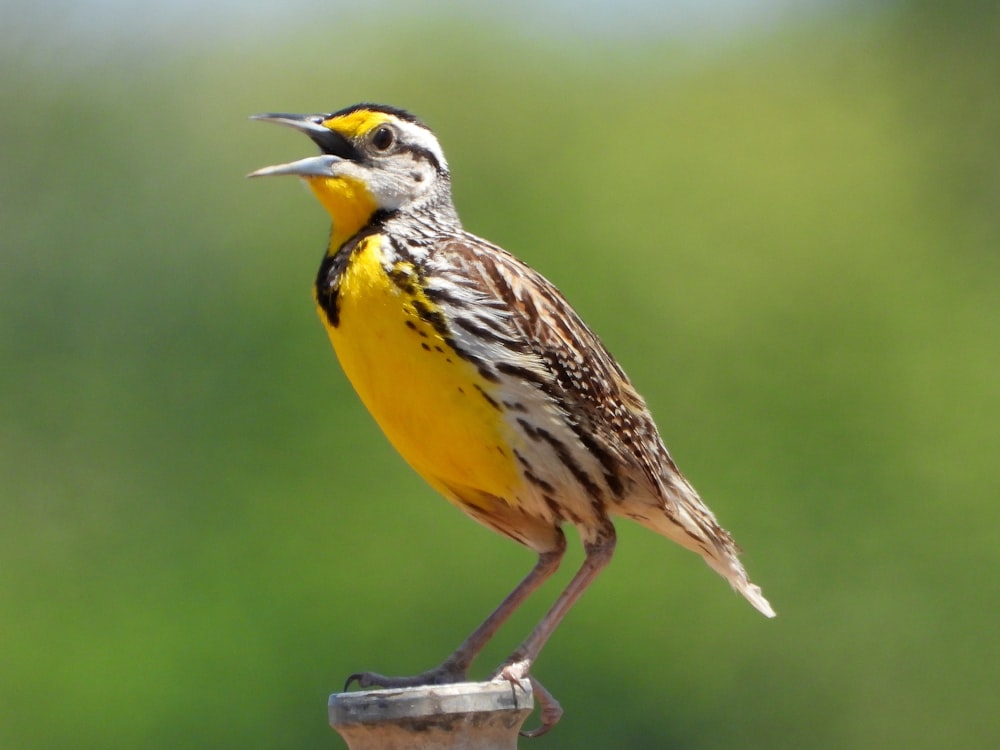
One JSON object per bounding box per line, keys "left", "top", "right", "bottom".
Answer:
{"left": 247, "top": 154, "right": 343, "bottom": 179}
{"left": 247, "top": 112, "right": 361, "bottom": 178}
{"left": 249, "top": 112, "right": 333, "bottom": 138}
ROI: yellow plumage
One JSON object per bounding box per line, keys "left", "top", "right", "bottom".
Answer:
{"left": 321, "top": 234, "right": 520, "bottom": 511}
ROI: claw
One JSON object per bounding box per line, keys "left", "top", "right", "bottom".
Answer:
{"left": 343, "top": 672, "right": 369, "bottom": 691}
{"left": 341, "top": 663, "right": 467, "bottom": 692}
{"left": 493, "top": 661, "right": 563, "bottom": 738}
{"left": 519, "top": 676, "right": 563, "bottom": 738}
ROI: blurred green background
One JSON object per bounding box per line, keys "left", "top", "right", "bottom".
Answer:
{"left": 2, "top": 1, "right": 998, "bottom": 748}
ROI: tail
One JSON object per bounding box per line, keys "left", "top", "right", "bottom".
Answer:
{"left": 701, "top": 545, "right": 776, "bottom": 618}
{"left": 622, "top": 480, "right": 776, "bottom": 618}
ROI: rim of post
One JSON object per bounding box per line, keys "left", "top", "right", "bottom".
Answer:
{"left": 330, "top": 679, "right": 533, "bottom": 724}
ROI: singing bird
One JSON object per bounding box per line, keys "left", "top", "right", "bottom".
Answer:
{"left": 249, "top": 103, "right": 774, "bottom": 735}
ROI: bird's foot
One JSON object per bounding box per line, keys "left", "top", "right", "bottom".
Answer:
{"left": 343, "top": 661, "right": 467, "bottom": 692}
{"left": 493, "top": 659, "right": 563, "bottom": 738}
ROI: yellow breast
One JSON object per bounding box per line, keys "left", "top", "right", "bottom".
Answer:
{"left": 319, "top": 235, "right": 520, "bottom": 510}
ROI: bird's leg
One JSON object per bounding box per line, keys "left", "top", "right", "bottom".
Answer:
{"left": 346, "top": 530, "right": 566, "bottom": 690}
{"left": 494, "top": 525, "right": 617, "bottom": 736}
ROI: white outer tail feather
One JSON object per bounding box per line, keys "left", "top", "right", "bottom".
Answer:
{"left": 703, "top": 552, "right": 776, "bottom": 618}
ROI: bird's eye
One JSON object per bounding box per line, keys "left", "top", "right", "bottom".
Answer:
{"left": 371, "top": 126, "right": 395, "bottom": 151}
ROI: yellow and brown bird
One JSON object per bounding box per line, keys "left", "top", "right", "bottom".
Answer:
{"left": 250, "top": 103, "right": 774, "bottom": 735}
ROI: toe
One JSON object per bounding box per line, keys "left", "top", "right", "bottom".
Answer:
{"left": 519, "top": 676, "right": 563, "bottom": 738}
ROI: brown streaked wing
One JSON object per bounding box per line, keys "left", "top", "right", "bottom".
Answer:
{"left": 435, "top": 233, "right": 671, "bottom": 502}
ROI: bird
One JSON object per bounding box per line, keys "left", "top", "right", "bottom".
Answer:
{"left": 249, "top": 103, "right": 774, "bottom": 736}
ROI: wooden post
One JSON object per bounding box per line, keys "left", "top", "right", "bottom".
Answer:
{"left": 329, "top": 680, "right": 534, "bottom": 750}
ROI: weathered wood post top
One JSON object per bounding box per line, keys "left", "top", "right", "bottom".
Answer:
{"left": 329, "top": 680, "right": 534, "bottom": 750}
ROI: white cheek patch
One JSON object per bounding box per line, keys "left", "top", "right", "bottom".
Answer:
{"left": 409, "top": 159, "right": 436, "bottom": 185}
{"left": 374, "top": 155, "right": 438, "bottom": 210}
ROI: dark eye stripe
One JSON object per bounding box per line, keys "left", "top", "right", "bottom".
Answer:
{"left": 397, "top": 144, "right": 445, "bottom": 174}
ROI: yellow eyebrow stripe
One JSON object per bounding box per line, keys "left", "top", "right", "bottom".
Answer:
{"left": 322, "top": 109, "right": 393, "bottom": 138}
